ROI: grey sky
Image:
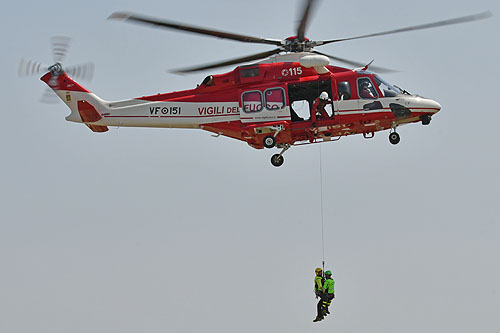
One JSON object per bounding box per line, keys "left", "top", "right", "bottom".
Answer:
{"left": 1, "top": 0, "right": 499, "bottom": 332}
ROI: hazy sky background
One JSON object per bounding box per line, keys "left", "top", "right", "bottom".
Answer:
{"left": 1, "top": 1, "right": 499, "bottom": 332}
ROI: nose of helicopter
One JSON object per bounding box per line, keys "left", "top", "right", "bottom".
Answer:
{"left": 425, "top": 99, "right": 441, "bottom": 113}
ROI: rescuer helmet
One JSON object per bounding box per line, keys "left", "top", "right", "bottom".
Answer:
{"left": 319, "top": 91, "right": 329, "bottom": 100}
{"left": 315, "top": 268, "right": 322, "bottom": 273}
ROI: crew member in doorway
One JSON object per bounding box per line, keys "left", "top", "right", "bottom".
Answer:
{"left": 313, "top": 267, "right": 325, "bottom": 322}
{"left": 311, "top": 91, "right": 332, "bottom": 124}
{"left": 322, "top": 270, "right": 335, "bottom": 317}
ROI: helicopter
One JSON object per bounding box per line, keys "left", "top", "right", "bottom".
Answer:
{"left": 34, "top": 0, "right": 491, "bottom": 166}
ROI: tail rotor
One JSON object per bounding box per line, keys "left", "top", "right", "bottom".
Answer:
{"left": 19, "top": 36, "right": 95, "bottom": 103}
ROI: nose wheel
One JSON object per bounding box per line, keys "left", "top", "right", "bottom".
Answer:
{"left": 421, "top": 114, "right": 432, "bottom": 125}
{"left": 270, "top": 143, "right": 290, "bottom": 167}
{"left": 389, "top": 131, "right": 400, "bottom": 145}
{"left": 271, "top": 154, "right": 284, "bottom": 167}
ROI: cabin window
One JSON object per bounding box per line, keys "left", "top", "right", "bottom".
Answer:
{"left": 357, "top": 77, "right": 378, "bottom": 99}
{"left": 264, "top": 88, "right": 285, "bottom": 110}
{"left": 242, "top": 91, "right": 263, "bottom": 113}
{"left": 337, "top": 81, "right": 351, "bottom": 100}
{"left": 241, "top": 67, "right": 260, "bottom": 78}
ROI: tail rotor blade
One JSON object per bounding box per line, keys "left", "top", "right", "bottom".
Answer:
{"left": 18, "top": 59, "right": 48, "bottom": 77}
{"left": 51, "top": 36, "right": 71, "bottom": 63}
{"left": 66, "top": 62, "right": 95, "bottom": 82}
{"left": 40, "top": 87, "right": 60, "bottom": 104}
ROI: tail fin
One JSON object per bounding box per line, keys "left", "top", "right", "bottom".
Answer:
{"left": 40, "top": 67, "right": 90, "bottom": 94}
{"left": 41, "top": 68, "right": 109, "bottom": 133}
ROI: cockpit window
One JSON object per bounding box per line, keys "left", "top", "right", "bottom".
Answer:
{"left": 337, "top": 81, "right": 351, "bottom": 100}
{"left": 374, "top": 75, "right": 402, "bottom": 97}
{"left": 357, "top": 77, "right": 378, "bottom": 99}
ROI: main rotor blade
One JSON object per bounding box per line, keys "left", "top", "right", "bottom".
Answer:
{"left": 318, "top": 11, "right": 492, "bottom": 45}
{"left": 109, "top": 12, "right": 283, "bottom": 47}
{"left": 297, "top": 0, "right": 318, "bottom": 42}
{"left": 51, "top": 36, "right": 71, "bottom": 63}
{"left": 312, "top": 50, "right": 397, "bottom": 73}
{"left": 171, "top": 48, "right": 282, "bottom": 74}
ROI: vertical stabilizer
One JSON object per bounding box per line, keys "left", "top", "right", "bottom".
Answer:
{"left": 40, "top": 66, "right": 109, "bottom": 132}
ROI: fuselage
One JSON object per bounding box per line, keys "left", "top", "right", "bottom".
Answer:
{"left": 41, "top": 54, "right": 441, "bottom": 149}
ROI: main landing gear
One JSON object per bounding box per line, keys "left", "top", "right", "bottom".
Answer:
{"left": 271, "top": 143, "right": 291, "bottom": 167}
{"left": 263, "top": 135, "right": 276, "bottom": 149}
{"left": 262, "top": 125, "right": 285, "bottom": 149}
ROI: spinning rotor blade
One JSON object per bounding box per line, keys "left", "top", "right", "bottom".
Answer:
{"left": 312, "top": 50, "right": 397, "bottom": 73}
{"left": 171, "top": 48, "right": 282, "bottom": 74}
{"left": 40, "top": 87, "right": 60, "bottom": 104}
{"left": 318, "top": 11, "right": 492, "bottom": 45}
{"left": 18, "top": 59, "right": 49, "bottom": 77}
{"left": 20, "top": 35, "right": 93, "bottom": 104}
{"left": 109, "top": 12, "right": 282, "bottom": 47}
{"left": 297, "top": 0, "right": 318, "bottom": 42}
{"left": 66, "top": 62, "right": 95, "bottom": 82}
{"left": 51, "top": 36, "right": 71, "bottom": 63}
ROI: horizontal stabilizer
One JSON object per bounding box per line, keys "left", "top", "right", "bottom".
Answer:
{"left": 86, "top": 124, "right": 109, "bottom": 132}
{"left": 78, "top": 100, "right": 102, "bottom": 122}
{"left": 77, "top": 100, "right": 108, "bottom": 132}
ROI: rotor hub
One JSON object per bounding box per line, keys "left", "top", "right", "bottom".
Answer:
{"left": 48, "top": 63, "right": 64, "bottom": 76}
{"left": 283, "top": 36, "right": 315, "bottom": 52}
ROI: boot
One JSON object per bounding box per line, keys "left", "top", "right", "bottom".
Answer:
{"left": 313, "top": 315, "right": 323, "bottom": 322}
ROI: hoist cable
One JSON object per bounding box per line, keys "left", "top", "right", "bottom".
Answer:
{"left": 319, "top": 144, "right": 325, "bottom": 264}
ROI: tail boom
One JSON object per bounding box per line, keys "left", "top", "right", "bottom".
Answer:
{"left": 40, "top": 70, "right": 241, "bottom": 132}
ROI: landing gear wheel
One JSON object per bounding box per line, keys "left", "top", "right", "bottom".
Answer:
{"left": 389, "top": 132, "right": 400, "bottom": 145}
{"left": 421, "top": 114, "right": 431, "bottom": 125}
{"left": 271, "top": 154, "right": 284, "bottom": 167}
{"left": 263, "top": 135, "right": 276, "bottom": 149}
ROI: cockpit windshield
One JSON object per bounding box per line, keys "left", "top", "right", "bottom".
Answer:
{"left": 374, "top": 75, "right": 402, "bottom": 97}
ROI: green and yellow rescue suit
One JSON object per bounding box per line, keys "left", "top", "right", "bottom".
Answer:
{"left": 322, "top": 277, "right": 335, "bottom": 315}
{"left": 314, "top": 274, "right": 325, "bottom": 318}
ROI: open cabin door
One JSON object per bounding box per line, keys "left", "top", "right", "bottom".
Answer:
{"left": 287, "top": 79, "right": 333, "bottom": 123}
{"left": 239, "top": 87, "right": 290, "bottom": 123}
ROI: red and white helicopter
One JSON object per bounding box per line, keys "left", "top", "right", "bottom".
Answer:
{"left": 32, "top": 0, "right": 491, "bottom": 166}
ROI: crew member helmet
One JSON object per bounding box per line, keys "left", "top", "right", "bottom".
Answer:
{"left": 319, "top": 91, "right": 329, "bottom": 100}
{"left": 315, "top": 268, "right": 322, "bottom": 273}
{"left": 325, "top": 270, "right": 332, "bottom": 276}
